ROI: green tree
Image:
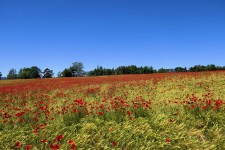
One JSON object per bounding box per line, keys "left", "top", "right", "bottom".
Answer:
{"left": 127, "top": 65, "right": 138, "bottom": 74}
{"left": 61, "top": 68, "right": 73, "bottom": 77}
{"left": 7, "top": 68, "right": 17, "bottom": 79}
{"left": 104, "top": 68, "right": 114, "bottom": 75}
{"left": 70, "top": 62, "right": 85, "bottom": 77}
{"left": 17, "top": 67, "right": 41, "bottom": 79}
{"left": 18, "top": 68, "right": 32, "bottom": 79}
{"left": 158, "top": 68, "right": 169, "bottom": 73}
{"left": 115, "top": 66, "right": 127, "bottom": 74}
{"left": 174, "top": 67, "right": 187, "bottom": 72}
{"left": 43, "top": 68, "right": 54, "bottom": 78}
{"left": 30, "top": 66, "right": 42, "bottom": 78}
{"left": 205, "top": 64, "right": 216, "bottom": 71}
{"left": 189, "top": 65, "right": 206, "bottom": 72}
{"left": 0, "top": 72, "right": 2, "bottom": 80}
{"left": 88, "top": 66, "right": 116, "bottom": 76}
{"left": 140, "top": 66, "right": 154, "bottom": 74}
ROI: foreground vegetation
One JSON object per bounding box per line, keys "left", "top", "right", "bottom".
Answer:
{"left": 0, "top": 72, "right": 225, "bottom": 149}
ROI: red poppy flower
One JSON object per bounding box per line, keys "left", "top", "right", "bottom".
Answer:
{"left": 34, "top": 126, "right": 39, "bottom": 134}
{"left": 165, "top": 138, "right": 171, "bottom": 143}
{"left": 34, "top": 117, "right": 39, "bottom": 122}
{"left": 202, "top": 105, "right": 207, "bottom": 109}
{"left": 40, "top": 123, "right": 47, "bottom": 128}
{"left": 15, "top": 112, "right": 25, "bottom": 117}
{"left": 68, "top": 140, "right": 74, "bottom": 145}
{"left": 174, "top": 113, "right": 179, "bottom": 116}
{"left": 206, "top": 100, "right": 212, "bottom": 106}
{"left": 4, "top": 113, "right": 12, "bottom": 119}
{"left": 15, "top": 142, "right": 22, "bottom": 148}
{"left": 127, "top": 111, "right": 132, "bottom": 116}
{"left": 50, "top": 143, "right": 60, "bottom": 149}
{"left": 215, "top": 99, "right": 223, "bottom": 107}
{"left": 26, "top": 145, "right": 32, "bottom": 150}
{"left": 70, "top": 143, "right": 76, "bottom": 150}
{"left": 56, "top": 134, "right": 64, "bottom": 142}
{"left": 41, "top": 139, "right": 47, "bottom": 143}
{"left": 98, "top": 111, "right": 103, "bottom": 116}
{"left": 168, "top": 119, "right": 174, "bottom": 123}
{"left": 112, "top": 141, "right": 117, "bottom": 146}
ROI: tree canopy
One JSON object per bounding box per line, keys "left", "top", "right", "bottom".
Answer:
{"left": 59, "top": 62, "right": 85, "bottom": 77}
{"left": 30, "top": 66, "right": 42, "bottom": 78}
{"left": 17, "top": 66, "right": 42, "bottom": 79}
{"left": 70, "top": 62, "right": 85, "bottom": 77}
{"left": 61, "top": 68, "right": 73, "bottom": 77}
{"left": 7, "top": 68, "right": 17, "bottom": 79}
{"left": 43, "top": 68, "right": 54, "bottom": 78}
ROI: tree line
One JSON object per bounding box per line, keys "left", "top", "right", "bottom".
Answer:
{"left": 88, "top": 65, "right": 155, "bottom": 76}
{"left": 0, "top": 62, "right": 85, "bottom": 80}
{"left": 6, "top": 67, "right": 54, "bottom": 79}
{"left": 88, "top": 64, "right": 225, "bottom": 76}
{"left": 1, "top": 63, "right": 225, "bottom": 80}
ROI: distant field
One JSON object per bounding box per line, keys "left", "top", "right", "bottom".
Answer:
{"left": 0, "top": 72, "right": 225, "bottom": 149}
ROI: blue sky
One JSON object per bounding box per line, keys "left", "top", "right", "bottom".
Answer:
{"left": 0, "top": 0, "right": 225, "bottom": 76}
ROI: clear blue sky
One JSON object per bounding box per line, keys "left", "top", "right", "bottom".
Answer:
{"left": 0, "top": 0, "right": 225, "bottom": 76}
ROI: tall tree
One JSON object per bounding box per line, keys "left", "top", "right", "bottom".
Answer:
{"left": 43, "top": 68, "right": 54, "bottom": 78}
{"left": 0, "top": 72, "right": 2, "bottom": 80}
{"left": 189, "top": 65, "right": 206, "bottom": 72}
{"left": 61, "top": 68, "right": 73, "bottom": 77}
{"left": 115, "top": 66, "right": 127, "bottom": 75}
{"left": 205, "top": 64, "right": 216, "bottom": 71}
{"left": 158, "top": 68, "right": 169, "bottom": 73}
{"left": 174, "top": 67, "right": 187, "bottom": 72}
{"left": 127, "top": 65, "right": 138, "bottom": 74}
{"left": 7, "top": 68, "right": 17, "bottom": 79}
{"left": 30, "top": 66, "right": 42, "bottom": 78}
{"left": 18, "top": 68, "right": 32, "bottom": 79}
{"left": 140, "top": 66, "right": 154, "bottom": 74}
{"left": 70, "top": 62, "right": 85, "bottom": 77}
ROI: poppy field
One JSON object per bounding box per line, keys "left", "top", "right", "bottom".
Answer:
{"left": 0, "top": 72, "right": 225, "bottom": 149}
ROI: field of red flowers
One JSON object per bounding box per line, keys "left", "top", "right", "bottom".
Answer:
{"left": 0, "top": 72, "right": 225, "bottom": 149}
